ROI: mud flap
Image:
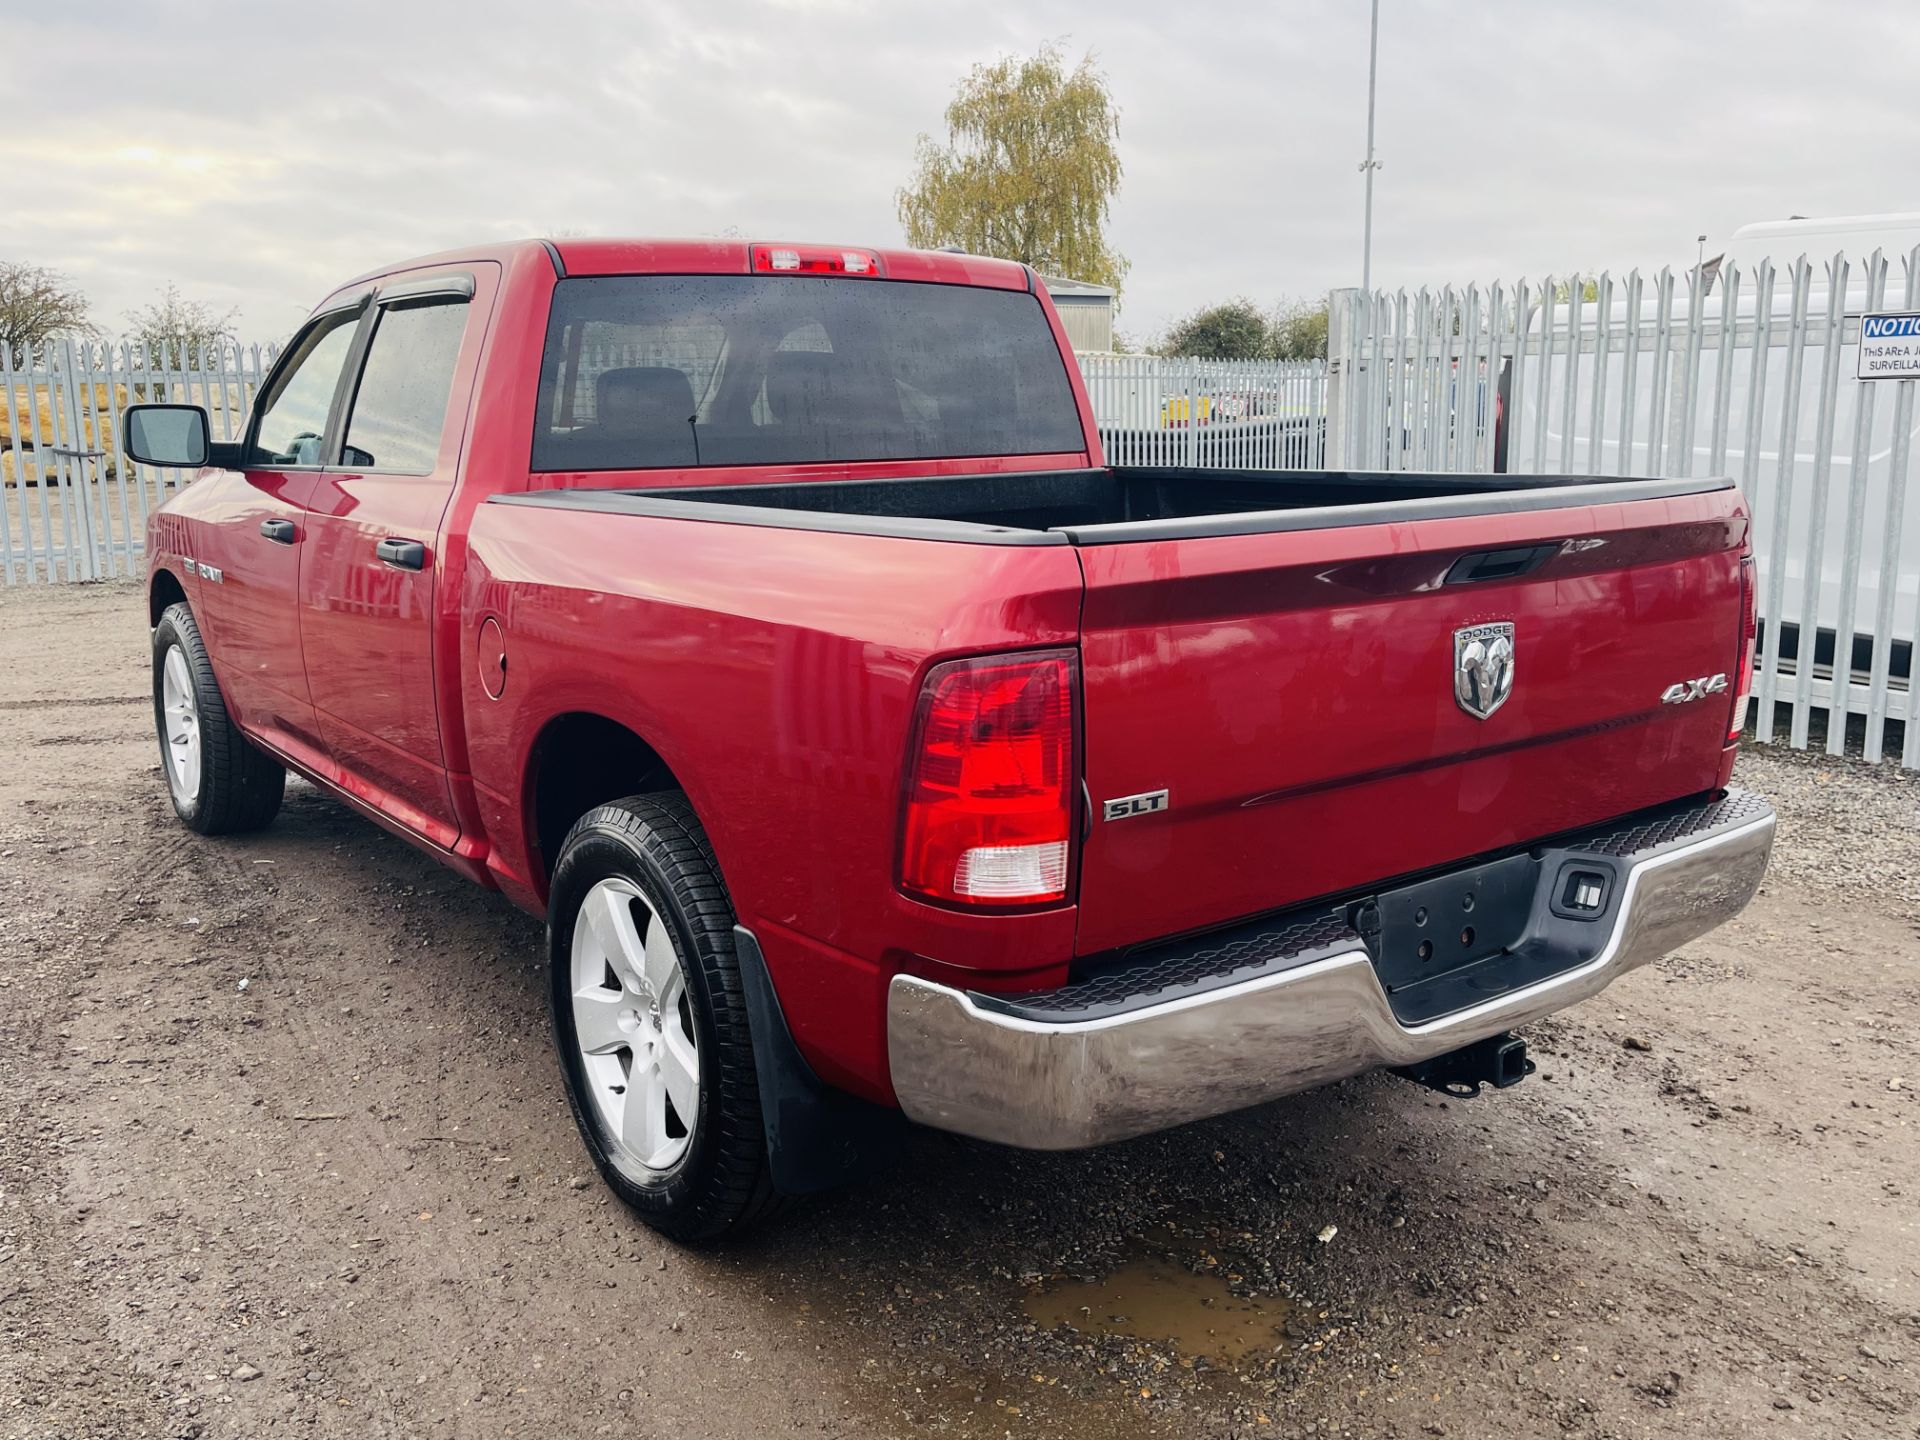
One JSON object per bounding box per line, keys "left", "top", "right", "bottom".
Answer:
{"left": 732, "top": 925, "right": 906, "bottom": 1195}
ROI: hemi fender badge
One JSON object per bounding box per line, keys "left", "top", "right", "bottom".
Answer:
{"left": 1103, "top": 789, "right": 1169, "bottom": 822}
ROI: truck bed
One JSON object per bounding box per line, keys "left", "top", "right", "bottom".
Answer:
{"left": 501, "top": 467, "right": 1733, "bottom": 544}
{"left": 490, "top": 465, "right": 1748, "bottom": 958}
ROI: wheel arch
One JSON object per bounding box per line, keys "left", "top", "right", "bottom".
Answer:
{"left": 523, "top": 710, "right": 702, "bottom": 900}
{"left": 149, "top": 566, "right": 189, "bottom": 626}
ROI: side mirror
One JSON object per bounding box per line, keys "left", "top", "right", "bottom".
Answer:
{"left": 123, "top": 404, "right": 212, "bottom": 468}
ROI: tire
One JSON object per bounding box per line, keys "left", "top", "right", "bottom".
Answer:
{"left": 547, "top": 794, "right": 783, "bottom": 1241}
{"left": 152, "top": 602, "right": 285, "bottom": 835}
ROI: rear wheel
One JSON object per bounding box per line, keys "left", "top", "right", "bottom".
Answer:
{"left": 152, "top": 602, "right": 285, "bottom": 834}
{"left": 547, "top": 794, "right": 782, "bottom": 1241}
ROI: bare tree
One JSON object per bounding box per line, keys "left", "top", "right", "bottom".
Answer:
{"left": 0, "top": 261, "right": 93, "bottom": 353}
{"left": 126, "top": 283, "right": 240, "bottom": 363}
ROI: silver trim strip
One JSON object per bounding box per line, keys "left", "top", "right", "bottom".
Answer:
{"left": 886, "top": 808, "right": 1775, "bottom": 1149}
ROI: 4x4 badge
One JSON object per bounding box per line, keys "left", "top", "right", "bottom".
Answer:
{"left": 1660, "top": 673, "right": 1728, "bottom": 705}
{"left": 1454, "top": 622, "right": 1516, "bottom": 720}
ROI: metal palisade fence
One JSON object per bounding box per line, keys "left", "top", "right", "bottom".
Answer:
{"left": 1078, "top": 353, "right": 1330, "bottom": 470}
{"left": 2, "top": 342, "right": 1338, "bottom": 588}
{"left": 6, "top": 292, "right": 1914, "bottom": 772}
{"left": 1, "top": 339, "right": 277, "bottom": 583}
{"left": 1328, "top": 248, "right": 1920, "bottom": 771}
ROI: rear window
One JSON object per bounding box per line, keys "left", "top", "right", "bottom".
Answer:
{"left": 531, "top": 275, "right": 1085, "bottom": 472}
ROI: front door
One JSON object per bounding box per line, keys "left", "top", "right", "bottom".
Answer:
{"left": 298, "top": 276, "right": 484, "bottom": 847}
{"left": 189, "top": 308, "right": 362, "bottom": 763}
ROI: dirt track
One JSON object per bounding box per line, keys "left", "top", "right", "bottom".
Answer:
{"left": 2, "top": 579, "right": 1916, "bottom": 1440}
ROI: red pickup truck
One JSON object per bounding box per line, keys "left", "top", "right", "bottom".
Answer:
{"left": 125, "top": 238, "right": 1775, "bottom": 1239}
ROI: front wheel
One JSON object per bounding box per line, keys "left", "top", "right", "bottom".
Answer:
{"left": 547, "top": 794, "right": 783, "bottom": 1241}
{"left": 152, "top": 602, "right": 285, "bottom": 834}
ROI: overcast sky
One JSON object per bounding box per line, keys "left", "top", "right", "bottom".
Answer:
{"left": 3, "top": 0, "right": 1913, "bottom": 343}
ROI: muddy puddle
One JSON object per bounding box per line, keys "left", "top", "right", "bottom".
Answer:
{"left": 1025, "top": 1250, "right": 1294, "bottom": 1364}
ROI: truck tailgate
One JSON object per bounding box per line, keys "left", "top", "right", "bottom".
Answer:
{"left": 1072, "top": 487, "right": 1748, "bottom": 956}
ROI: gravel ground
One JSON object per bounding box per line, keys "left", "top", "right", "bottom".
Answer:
{"left": 1734, "top": 745, "right": 1920, "bottom": 920}
{"left": 2, "top": 579, "right": 1916, "bottom": 1440}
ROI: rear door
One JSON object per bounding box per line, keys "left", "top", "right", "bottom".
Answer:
{"left": 298, "top": 271, "right": 489, "bottom": 846}
{"left": 1071, "top": 490, "right": 1748, "bottom": 955}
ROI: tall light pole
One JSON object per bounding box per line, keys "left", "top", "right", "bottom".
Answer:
{"left": 1359, "top": 0, "right": 1382, "bottom": 297}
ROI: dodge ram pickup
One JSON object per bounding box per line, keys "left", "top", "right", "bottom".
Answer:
{"left": 124, "top": 238, "right": 1775, "bottom": 1239}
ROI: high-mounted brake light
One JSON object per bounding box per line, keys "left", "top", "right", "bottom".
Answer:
{"left": 750, "top": 243, "right": 883, "bottom": 277}
{"left": 1729, "top": 554, "right": 1756, "bottom": 744}
{"left": 899, "top": 651, "right": 1077, "bottom": 908}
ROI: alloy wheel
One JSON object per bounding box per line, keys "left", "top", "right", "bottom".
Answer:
{"left": 568, "top": 877, "right": 701, "bottom": 1171}
{"left": 160, "top": 644, "right": 202, "bottom": 804}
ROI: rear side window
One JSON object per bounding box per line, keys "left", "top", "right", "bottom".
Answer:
{"left": 532, "top": 275, "right": 1085, "bottom": 472}
{"left": 340, "top": 300, "right": 470, "bottom": 473}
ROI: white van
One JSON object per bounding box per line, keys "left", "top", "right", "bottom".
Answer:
{"left": 1509, "top": 213, "right": 1920, "bottom": 714}
{"left": 1721, "top": 213, "right": 1920, "bottom": 279}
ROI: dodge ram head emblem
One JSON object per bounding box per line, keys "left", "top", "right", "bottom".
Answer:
{"left": 1454, "top": 622, "right": 1516, "bottom": 720}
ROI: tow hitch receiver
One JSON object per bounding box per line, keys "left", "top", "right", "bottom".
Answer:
{"left": 1392, "top": 1032, "right": 1535, "bottom": 1098}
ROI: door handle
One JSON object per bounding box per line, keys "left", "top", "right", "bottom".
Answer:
{"left": 376, "top": 537, "right": 427, "bottom": 571}
{"left": 260, "top": 518, "right": 296, "bottom": 544}
{"left": 1443, "top": 544, "right": 1559, "bottom": 586}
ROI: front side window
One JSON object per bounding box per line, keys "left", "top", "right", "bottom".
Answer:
{"left": 249, "top": 312, "right": 359, "bottom": 467}
{"left": 340, "top": 299, "right": 471, "bottom": 473}
{"left": 532, "top": 275, "right": 1085, "bottom": 472}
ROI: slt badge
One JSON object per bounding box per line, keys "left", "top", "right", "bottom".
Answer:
{"left": 1454, "top": 622, "right": 1516, "bottom": 720}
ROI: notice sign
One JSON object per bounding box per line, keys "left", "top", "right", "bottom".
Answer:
{"left": 1859, "top": 312, "right": 1920, "bottom": 381}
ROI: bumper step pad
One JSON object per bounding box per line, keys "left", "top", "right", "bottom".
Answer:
{"left": 973, "top": 788, "right": 1772, "bottom": 1027}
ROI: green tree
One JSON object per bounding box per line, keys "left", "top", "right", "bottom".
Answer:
{"left": 1268, "top": 295, "right": 1330, "bottom": 360}
{"left": 0, "top": 261, "right": 92, "bottom": 353}
{"left": 1158, "top": 299, "right": 1270, "bottom": 360}
{"left": 1157, "top": 295, "right": 1330, "bottom": 361}
{"left": 897, "top": 44, "right": 1127, "bottom": 293}
{"left": 126, "top": 283, "right": 240, "bottom": 362}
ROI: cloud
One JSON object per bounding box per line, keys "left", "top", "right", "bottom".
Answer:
{"left": 1, "top": 0, "right": 1912, "bottom": 342}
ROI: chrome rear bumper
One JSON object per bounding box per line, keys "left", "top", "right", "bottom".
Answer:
{"left": 887, "top": 795, "right": 1774, "bottom": 1149}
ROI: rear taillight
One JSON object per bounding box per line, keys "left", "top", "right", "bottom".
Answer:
{"left": 899, "top": 650, "right": 1077, "bottom": 908}
{"left": 1729, "top": 554, "right": 1756, "bottom": 744}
